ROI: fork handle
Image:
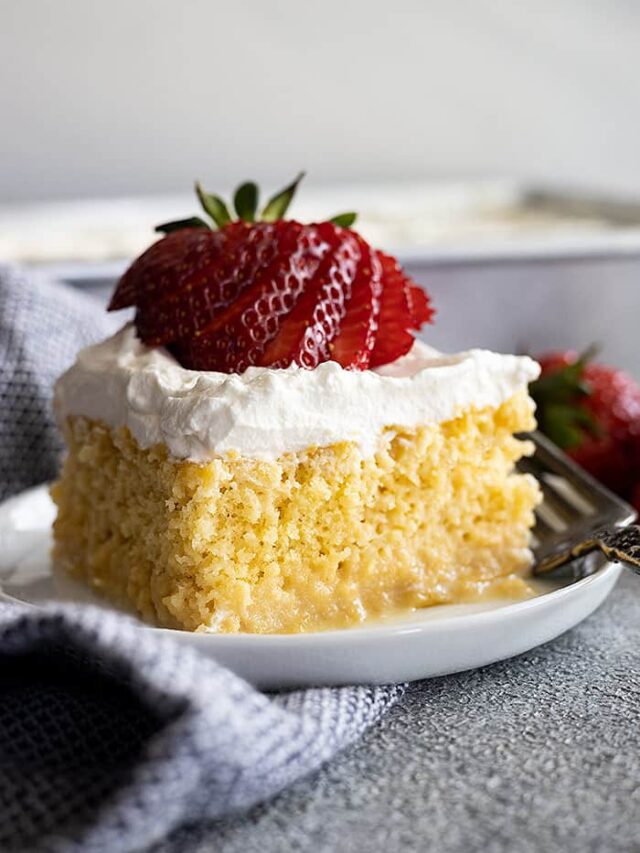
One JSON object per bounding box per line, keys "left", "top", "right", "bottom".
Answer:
{"left": 534, "top": 524, "right": 640, "bottom": 578}
{"left": 568, "top": 524, "right": 640, "bottom": 575}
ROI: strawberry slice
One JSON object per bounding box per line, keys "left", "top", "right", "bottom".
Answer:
{"left": 135, "top": 226, "right": 252, "bottom": 345}
{"left": 406, "top": 282, "right": 434, "bottom": 329}
{"left": 258, "top": 224, "right": 361, "bottom": 369}
{"left": 330, "top": 238, "right": 382, "bottom": 370}
{"left": 109, "top": 227, "right": 219, "bottom": 313}
{"left": 179, "top": 223, "right": 332, "bottom": 372}
{"left": 368, "top": 253, "right": 433, "bottom": 368}
{"left": 134, "top": 224, "right": 288, "bottom": 346}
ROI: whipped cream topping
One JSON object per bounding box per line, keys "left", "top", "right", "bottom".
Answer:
{"left": 54, "top": 324, "right": 540, "bottom": 461}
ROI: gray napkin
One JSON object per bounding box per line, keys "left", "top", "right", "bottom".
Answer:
{"left": 0, "top": 265, "right": 119, "bottom": 499}
{"left": 0, "top": 266, "right": 404, "bottom": 853}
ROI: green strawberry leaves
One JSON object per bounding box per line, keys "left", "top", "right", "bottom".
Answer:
{"left": 261, "top": 172, "right": 305, "bottom": 222}
{"left": 530, "top": 347, "right": 602, "bottom": 450}
{"left": 233, "top": 182, "right": 259, "bottom": 222}
{"left": 154, "top": 172, "right": 358, "bottom": 234}
{"left": 195, "top": 183, "right": 232, "bottom": 227}
{"left": 155, "top": 216, "right": 210, "bottom": 235}
{"left": 329, "top": 212, "right": 357, "bottom": 227}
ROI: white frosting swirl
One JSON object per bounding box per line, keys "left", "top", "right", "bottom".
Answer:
{"left": 54, "top": 324, "right": 540, "bottom": 461}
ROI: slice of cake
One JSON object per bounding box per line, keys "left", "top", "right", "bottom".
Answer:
{"left": 51, "top": 176, "right": 541, "bottom": 634}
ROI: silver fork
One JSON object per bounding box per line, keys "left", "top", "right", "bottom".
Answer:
{"left": 517, "top": 431, "right": 640, "bottom": 580}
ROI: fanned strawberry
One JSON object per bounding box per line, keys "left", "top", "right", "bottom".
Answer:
{"left": 108, "top": 175, "right": 435, "bottom": 374}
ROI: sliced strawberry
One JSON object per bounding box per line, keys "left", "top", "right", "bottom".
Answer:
{"left": 133, "top": 224, "right": 280, "bottom": 346}
{"left": 330, "top": 238, "right": 381, "bottom": 370}
{"left": 135, "top": 227, "right": 250, "bottom": 344}
{"left": 108, "top": 177, "right": 436, "bottom": 374}
{"left": 406, "top": 282, "right": 434, "bottom": 329}
{"left": 368, "top": 253, "right": 415, "bottom": 368}
{"left": 258, "top": 224, "right": 361, "bottom": 369}
{"left": 115, "top": 222, "right": 329, "bottom": 349}
{"left": 179, "top": 223, "right": 332, "bottom": 372}
{"left": 109, "top": 228, "right": 218, "bottom": 312}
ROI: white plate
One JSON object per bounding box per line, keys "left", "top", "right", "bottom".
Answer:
{"left": 0, "top": 485, "right": 622, "bottom": 689}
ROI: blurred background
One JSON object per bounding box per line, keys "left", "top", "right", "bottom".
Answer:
{"left": 4, "top": 0, "right": 640, "bottom": 199}
{"left": 1, "top": 0, "right": 640, "bottom": 371}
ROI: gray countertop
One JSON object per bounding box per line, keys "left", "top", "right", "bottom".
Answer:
{"left": 154, "top": 571, "right": 640, "bottom": 853}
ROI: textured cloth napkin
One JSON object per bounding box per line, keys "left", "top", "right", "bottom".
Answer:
{"left": 0, "top": 266, "right": 404, "bottom": 853}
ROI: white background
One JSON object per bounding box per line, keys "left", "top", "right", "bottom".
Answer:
{"left": 2, "top": 0, "right": 640, "bottom": 202}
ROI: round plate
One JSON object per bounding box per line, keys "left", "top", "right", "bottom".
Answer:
{"left": 0, "top": 485, "right": 622, "bottom": 689}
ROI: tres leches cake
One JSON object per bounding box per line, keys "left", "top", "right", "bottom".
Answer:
{"left": 52, "top": 176, "right": 541, "bottom": 634}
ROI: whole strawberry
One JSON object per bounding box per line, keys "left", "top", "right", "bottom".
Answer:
{"left": 109, "top": 174, "right": 433, "bottom": 374}
{"left": 531, "top": 349, "right": 640, "bottom": 499}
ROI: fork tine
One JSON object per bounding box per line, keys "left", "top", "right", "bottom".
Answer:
{"left": 523, "top": 431, "right": 637, "bottom": 580}
{"left": 530, "top": 432, "right": 633, "bottom": 523}
{"left": 518, "top": 456, "right": 585, "bottom": 527}
{"left": 531, "top": 509, "right": 557, "bottom": 538}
